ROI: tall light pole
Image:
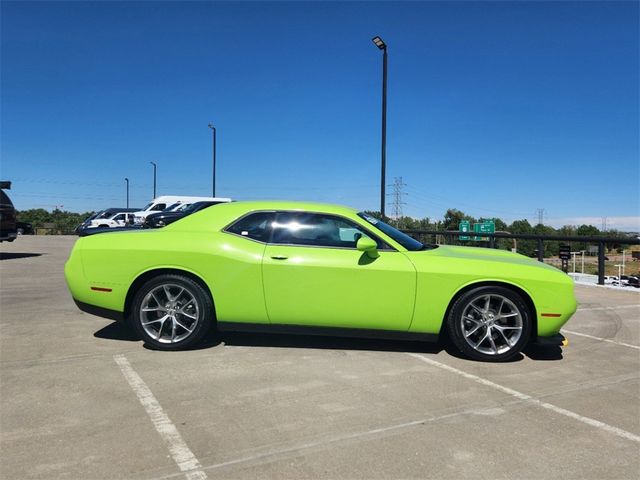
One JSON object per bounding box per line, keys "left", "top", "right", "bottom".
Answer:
{"left": 125, "top": 177, "right": 129, "bottom": 208}
{"left": 208, "top": 122, "right": 217, "bottom": 197}
{"left": 150, "top": 161, "right": 157, "bottom": 198}
{"left": 372, "top": 35, "right": 388, "bottom": 219}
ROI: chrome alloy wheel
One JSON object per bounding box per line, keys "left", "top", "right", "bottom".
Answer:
{"left": 460, "top": 294, "right": 523, "bottom": 356}
{"left": 139, "top": 283, "right": 200, "bottom": 344}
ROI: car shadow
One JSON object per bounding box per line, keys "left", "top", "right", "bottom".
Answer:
{"left": 523, "top": 344, "right": 564, "bottom": 361}
{"left": 0, "top": 252, "right": 43, "bottom": 260}
{"left": 94, "top": 322, "right": 140, "bottom": 342}
{"left": 216, "top": 331, "right": 444, "bottom": 354}
{"left": 93, "top": 322, "right": 562, "bottom": 361}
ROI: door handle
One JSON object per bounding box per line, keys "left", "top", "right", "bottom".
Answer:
{"left": 270, "top": 255, "right": 288, "bottom": 260}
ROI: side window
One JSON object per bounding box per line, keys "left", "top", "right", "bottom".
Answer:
{"left": 112, "top": 214, "right": 125, "bottom": 221}
{"left": 152, "top": 203, "right": 166, "bottom": 211}
{"left": 271, "top": 212, "right": 386, "bottom": 249}
{"left": 226, "top": 212, "right": 275, "bottom": 243}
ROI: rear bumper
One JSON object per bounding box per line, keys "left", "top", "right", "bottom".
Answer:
{"left": 534, "top": 333, "right": 568, "bottom": 347}
{"left": 0, "top": 231, "right": 17, "bottom": 241}
{"left": 74, "top": 298, "right": 124, "bottom": 322}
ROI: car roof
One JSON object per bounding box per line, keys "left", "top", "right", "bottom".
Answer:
{"left": 100, "top": 208, "right": 139, "bottom": 214}
{"left": 167, "top": 200, "right": 361, "bottom": 232}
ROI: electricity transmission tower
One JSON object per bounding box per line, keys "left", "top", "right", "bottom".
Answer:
{"left": 389, "top": 177, "right": 407, "bottom": 219}
{"left": 601, "top": 217, "right": 608, "bottom": 232}
{"left": 535, "top": 208, "right": 545, "bottom": 226}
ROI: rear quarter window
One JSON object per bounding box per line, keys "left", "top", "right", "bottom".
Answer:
{"left": 225, "top": 212, "right": 275, "bottom": 243}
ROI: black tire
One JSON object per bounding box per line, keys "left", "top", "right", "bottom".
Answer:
{"left": 129, "top": 274, "right": 213, "bottom": 351}
{"left": 99, "top": 224, "right": 109, "bottom": 228}
{"left": 446, "top": 286, "right": 532, "bottom": 362}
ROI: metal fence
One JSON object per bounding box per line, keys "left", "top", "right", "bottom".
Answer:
{"left": 401, "top": 229, "right": 640, "bottom": 285}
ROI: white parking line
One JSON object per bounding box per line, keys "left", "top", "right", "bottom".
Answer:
{"left": 114, "top": 354, "right": 207, "bottom": 480}
{"left": 406, "top": 353, "right": 640, "bottom": 444}
{"left": 153, "top": 401, "right": 535, "bottom": 479}
{"left": 563, "top": 330, "right": 640, "bottom": 350}
{"left": 577, "top": 305, "right": 640, "bottom": 312}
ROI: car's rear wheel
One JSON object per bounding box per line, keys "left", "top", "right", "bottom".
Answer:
{"left": 446, "top": 286, "right": 531, "bottom": 362}
{"left": 130, "top": 274, "right": 213, "bottom": 350}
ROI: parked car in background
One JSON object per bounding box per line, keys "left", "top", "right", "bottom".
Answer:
{"left": 132, "top": 196, "right": 231, "bottom": 225}
{"left": 16, "top": 222, "right": 33, "bottom": 235}
{"left": 0, "top": 181, "right": 17, "bottom": 243}
{"left": 626, "top": 277, "right": 640, "bottom": 288}
{"left": 87, "top": 211, "right": 137, "bottom": 229}
{"left": 75, "top": 208, "right": 139, "bottom": 234}
{"left": 143, "top": 200, "right": 225, "bottom": 228}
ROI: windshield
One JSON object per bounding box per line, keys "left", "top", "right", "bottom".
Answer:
{"left": 141, "top": 202, "right": 154, "bottom": 211}
{"left": 164, "top": 202, "right": 182, "bottom": 211}
{"left": 0, "top": 190, "right": 13, "bottom": 207}
{"left": 358, "top": 212, "right": 431, "bottom": 251}
{"left": 183, "top": 202, "right": 205, "bottom": 214}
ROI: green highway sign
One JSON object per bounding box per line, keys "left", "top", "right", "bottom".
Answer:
{"left": 473, "top": 220, "right": 495, "bottom": 241}
{"left": 459, "top": 220, "right": 470, "bottom": 241}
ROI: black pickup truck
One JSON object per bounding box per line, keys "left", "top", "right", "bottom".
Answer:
{"left": 0, "top": 181, "right": 17, "bottom": 243}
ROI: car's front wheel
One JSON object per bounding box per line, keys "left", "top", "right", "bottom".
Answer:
{"left": 446, "top": 286, "right": 532, "bottom": 362}
{"left": 130, "top": 274, "right": 213, "bottom": 350}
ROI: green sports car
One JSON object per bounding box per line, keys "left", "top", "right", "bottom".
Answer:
{"left": 65, "top": 201, "right": 576, "bottom": 361}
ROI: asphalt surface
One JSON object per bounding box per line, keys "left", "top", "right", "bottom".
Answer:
{"left": 1, "top": 236, "right": 639, "bottom": 480}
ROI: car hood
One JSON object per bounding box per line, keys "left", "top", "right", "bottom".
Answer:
{"left": 408, "top": 245, "right": 559, "bottom": 272}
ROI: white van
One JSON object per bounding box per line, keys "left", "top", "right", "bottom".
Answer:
{"left": 133, "top": 196, "right": 231, "bottom": 224}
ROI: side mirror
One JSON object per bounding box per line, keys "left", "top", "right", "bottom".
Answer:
{"left": 356, "top": 236, "right": 379, "bottom": 258}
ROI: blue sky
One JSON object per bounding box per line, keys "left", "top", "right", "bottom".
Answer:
{"left": 2, "top": 1, "right": 638, "bottom": 229}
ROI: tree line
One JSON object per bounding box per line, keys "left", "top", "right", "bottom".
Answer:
{"left": 16, "top": 208, "right": 93, "bottom": 235}
{"left": 17, "top": 207, "right": 634, "bottom": 257}
{"left": 366, "top": 208, "right": 634, "bottom": 257}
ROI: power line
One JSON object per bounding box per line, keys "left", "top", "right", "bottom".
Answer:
{"left": 403, "top": 185, "right": 532, "bottom": 218}
{"left": 388, "top": 177, "right": 407, "bottom": 219}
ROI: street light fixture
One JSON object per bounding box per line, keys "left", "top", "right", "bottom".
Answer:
{"left": 208, "top": 123, "right": 217, "bottom": 197}
{"left": 125, "top": 177, "right": 129, "bottom": 208}
{"left": 150, "top": 161, "right": 157, "bottom": 198}
{"left": 372, "top": 35, "right": 388, "bottom": 218}
{"left": 372, "top": 36, "right": 386, "bottom": 50}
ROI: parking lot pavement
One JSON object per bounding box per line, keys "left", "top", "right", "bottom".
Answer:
{"left": 1, "top": 236, "right": 639, "bottom": 479}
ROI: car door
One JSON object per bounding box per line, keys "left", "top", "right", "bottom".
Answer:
{"left": 262, "top": 211, "right": 417, "bottom": 331}
{"left": 111, "top": 213, "right": 125, "bottom": 227}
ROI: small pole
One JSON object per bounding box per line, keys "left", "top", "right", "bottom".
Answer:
{"left": 208, "top": 123, "right": 217, "bottom": 197}
{"left": 125, "top": 177, "right": 129, "bottom": 208}
{"left": 581, "top": 251, "right": 585, "bottom": 274}
{"left": 150, "top": 162, "right": 157, "bottom": 198}
{"left": 598, "top": 241, "right": 605, "bottom": 285}
{"left": 537, "top": 238, "right": 544, "bottom": 262}
{"left": 572, "top": 252, "right": 576, "bottom": 273}
{"left": 622, "top": 250, "right": 626, "bottom": 275}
